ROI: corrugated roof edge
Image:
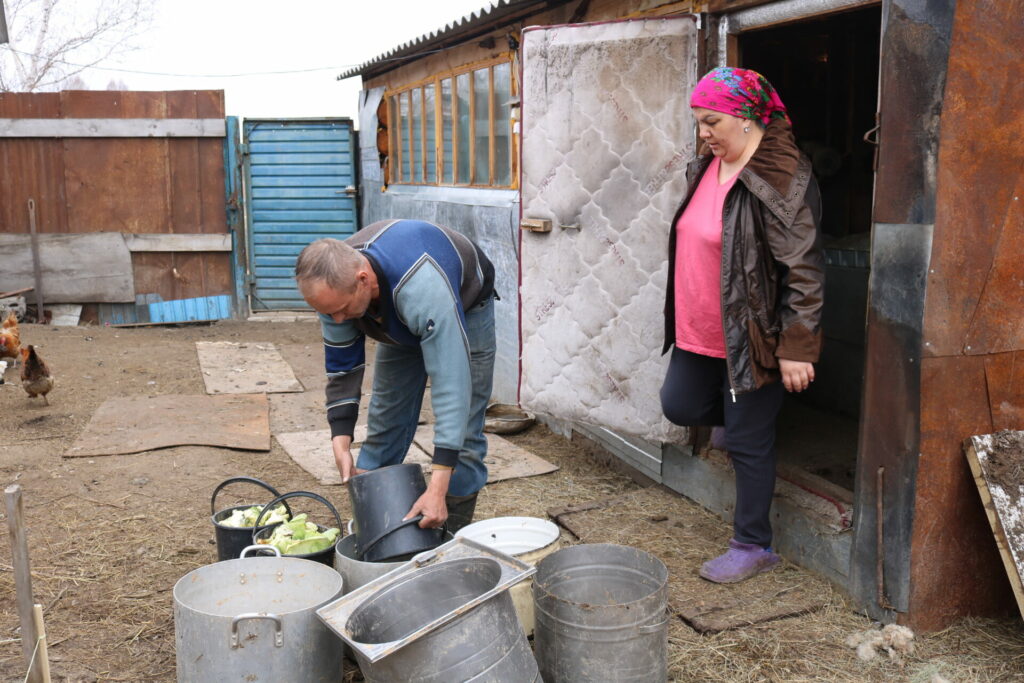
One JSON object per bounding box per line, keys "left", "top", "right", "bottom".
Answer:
{"left": 337, "top": 0, "right": 543, "bottom": 81}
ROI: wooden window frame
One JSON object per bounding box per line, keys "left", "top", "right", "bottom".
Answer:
{"left": 385, "top": 55, "right": 517, "bottom": 190}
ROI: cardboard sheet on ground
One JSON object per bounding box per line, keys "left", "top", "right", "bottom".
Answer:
{"left": 196, "top": 341, "right": 303, "bottom": 394}
{"left": 277, "top": 425, "right": 558, "bottom": 486}
{"left": 413, "top": 425, "right": 559, "bottom": 483}
{"left": 547, "top": 486, "right": 830, "bottom": 633}
{"left": 65, "top": 394, "right": 270, "bottom": 457}
{"left": 275, "top": 428, "right": 430, "bottom": 486}
{"left": 964, "top": 430, "right": 1024, "bottom": 620}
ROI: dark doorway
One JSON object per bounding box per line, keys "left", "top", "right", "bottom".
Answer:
{"left": 739, "top": 5, "right": 881, "bottom": 492}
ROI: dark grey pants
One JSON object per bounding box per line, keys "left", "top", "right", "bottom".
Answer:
{"left": 660, "top": 347, "right": 785, "bottom": 548}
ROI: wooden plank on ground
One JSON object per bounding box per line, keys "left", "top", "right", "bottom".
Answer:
{"left": 552, "top": 486, "right": 831, "bottom": 633}
{"left": 65, "top": 394, "right": 271, "bottom": 457}
{"left": 196, "top": 341, "right": 304, "bottom": 394}
{"left": 0, "top": 233, "right": 134, "bottom": 303}
{"left": 964, "top": 430, "right": 1024, "bottom": 619}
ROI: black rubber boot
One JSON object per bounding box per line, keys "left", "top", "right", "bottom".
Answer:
{"left": 444, "top": 492, "right": 479, "bottom": 534}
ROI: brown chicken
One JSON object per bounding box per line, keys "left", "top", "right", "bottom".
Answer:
{"left": 0, "top": 311, "right": 20, "bottom": 363}
{"left": 20, "top": 345, "right": 53, "bottom": 405}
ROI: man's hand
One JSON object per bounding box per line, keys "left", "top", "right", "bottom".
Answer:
{"left": 779, "top": 359, "right": 815, "bottom": 393}
{"left": 332, "top": 435, "right": 367, "bottom": 483}
{"left": 404, "top": 467, "right": 452, "bottom": 529}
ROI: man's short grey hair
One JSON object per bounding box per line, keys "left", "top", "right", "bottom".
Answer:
{"left": 294, "top": 238, "right": 364, "bottom": 293}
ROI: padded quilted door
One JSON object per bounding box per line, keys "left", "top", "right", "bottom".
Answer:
{"left": 519, "top": 17, "right": 698, "bottom": 443}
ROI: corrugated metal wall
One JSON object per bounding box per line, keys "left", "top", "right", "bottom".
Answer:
{"left": 243, "top": 119, "right": 358, "bottom": 310}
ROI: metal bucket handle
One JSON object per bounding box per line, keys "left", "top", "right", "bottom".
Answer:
{"left": 231, "top": 613, "right": 283, "bottom": 649}
{"left": 354, "top": 515, "right": 427, "bottom": 560}
{"left": 210, "top": 476, "right": 292, "bottom": 518}
{"left": 252, "top": 490, "right": 344, "bottom": 544}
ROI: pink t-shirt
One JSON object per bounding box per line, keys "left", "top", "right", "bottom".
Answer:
{"left": 674, "top": 157, "right": 739, "bottom": 358}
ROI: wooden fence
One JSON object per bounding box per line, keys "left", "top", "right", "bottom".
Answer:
{"left": 0, "top": 90, "right": 234, "bottom": 321}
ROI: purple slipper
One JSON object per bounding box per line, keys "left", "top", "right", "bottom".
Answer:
{"left": 700, "top": 539, "right": 781, "bottom": 583}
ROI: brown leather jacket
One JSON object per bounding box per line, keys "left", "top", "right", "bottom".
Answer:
{"left": 663, "top": 119, "right": 825, "bottom": 397}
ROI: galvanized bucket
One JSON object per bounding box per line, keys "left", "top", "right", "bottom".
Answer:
{"left": 533, "top": 543, "right": 669, "bottom": 682}
{"left": 455, "top": 516, "right": 561, "bottom": 636}
{"left": 318, "top": 537, "right": 542, "bottom": 682}
{"left": 173, "top": 545, "right": 344, "bottom": 683}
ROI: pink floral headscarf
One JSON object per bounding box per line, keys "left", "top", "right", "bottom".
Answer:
{"left": 690, "top": 67, "right": 791, "bottom": 127}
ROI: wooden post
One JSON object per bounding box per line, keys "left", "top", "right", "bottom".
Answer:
{"left": 27, "top": 200, "right": 45, "bottom": 323}
{"left": 5, "top": 484, "right": 44, "bottom": 683}
{"left": 31, "top": 604, "right": 51, "bottom": 683}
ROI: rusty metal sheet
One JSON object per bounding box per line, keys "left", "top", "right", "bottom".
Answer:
{"left": 985, "top": 351, "right": 1024, "bottom": 431}
{"left": 907, "top": 356, "right": 1015, "bottom": 631}
{"left": 872, "top": 1, "right": 954, "bottom": 226}
{"left": 849, "top": 222, "right": 931, "bottom": 618}
{"left": 922, "top": 0, "right": 1024, "bottom": 356}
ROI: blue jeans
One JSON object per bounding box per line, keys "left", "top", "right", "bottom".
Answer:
{"left": 357, "top": 296, "right": 495, "bottom": 497}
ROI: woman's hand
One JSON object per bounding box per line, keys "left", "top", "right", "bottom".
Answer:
{"left": 779, "top": 359, "right": 814, "bottom": 392}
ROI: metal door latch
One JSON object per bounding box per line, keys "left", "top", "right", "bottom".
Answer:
{"left": 520, "top": 218, "right": 552, "bottom": 233}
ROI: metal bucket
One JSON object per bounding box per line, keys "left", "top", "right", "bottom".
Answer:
{"left": 251, "top": 491, "right": 343, "bottom": 567}
{"left": 334, "top": 527, "right": 454, "bottom": 594}
{"left": 318, "top": 537, "right": 542, "bottom": 683}
{"left": 347, "top": 463, "right": 445, "bottom": 562}
{"left": 455, "top": 516, "right": 561, "bottom": 636}
{"left": 209, "top": 476, "right": 291, "bottom": 562}
{"left": 533, "top": 543, "right": 669, "bottom": 682}
{"left": 173, "top": 545, "right": 344, "bottom": 682}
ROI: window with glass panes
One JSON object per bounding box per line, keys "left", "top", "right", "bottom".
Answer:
{"left": 387, "top": 59, "right": 515, "bottom": 188}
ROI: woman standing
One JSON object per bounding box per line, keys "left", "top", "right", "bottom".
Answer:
{"left": 661, "top": 67, "right": 824, "bottom": 583}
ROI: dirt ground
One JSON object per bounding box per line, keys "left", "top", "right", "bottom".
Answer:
{"left": 0, "top": 320, "right": 1022, "bottom": 682}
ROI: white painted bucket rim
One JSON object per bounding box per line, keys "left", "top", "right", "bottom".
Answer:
{"left": 455, "top": 516, "right": 560, "bottom": 556}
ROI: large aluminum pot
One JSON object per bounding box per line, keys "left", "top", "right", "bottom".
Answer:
{"left": 173, "top": 545, "right": 344, "bottom": 682}
{"left": 533, "top": 543, "right": 668, "bottom": 682}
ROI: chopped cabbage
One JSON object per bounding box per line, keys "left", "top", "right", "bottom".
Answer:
{"left": 257, "top": 513, "right": 340, "bottom": 555}
{"left": 220, "top": 503, "right": 290, "bottom": 528}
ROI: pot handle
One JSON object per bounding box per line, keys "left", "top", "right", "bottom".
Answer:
{"left": 231, "top": 613, "right": 283, "bottom": 648}
{"left": 239, "top": 544, "right": 280, "bottom": 558}
{"left": 210, "top": 476, "right": 291, "bottom": 519}
{"left": 252, "top": 491, "right": 345, "bottom": 543}
{"left": 354, "top": 515, "right": 425, "bottom": 560}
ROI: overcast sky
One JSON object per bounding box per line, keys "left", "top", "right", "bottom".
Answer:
{"left": 74, "top": 0, "right": 494, "bottom": 123}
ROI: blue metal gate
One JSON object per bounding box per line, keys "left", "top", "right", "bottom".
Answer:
{"left": 243, "top": 118, "right": 358, "bottom": 309}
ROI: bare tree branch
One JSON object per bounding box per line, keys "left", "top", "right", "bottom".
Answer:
{"left": 0, "top": 0, "right": 155, "bottom": 92}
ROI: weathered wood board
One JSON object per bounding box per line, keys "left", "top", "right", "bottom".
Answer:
{"left": 964, "top": 430, "right": 1024, "bottom": 619}
{"left": 65, "top": 394, "right": 270, "bottom": 457}
{"left": 196, "top": 341, "right": 304, "bottom": 394}
{"left": 0, "top": 233, "right": 135, "bottom": 303}
{"left": 548, "top": 486, "right": 830, "bottom": 633}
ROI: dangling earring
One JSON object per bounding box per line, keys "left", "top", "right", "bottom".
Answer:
{"left": 744, "top": 126, "right": 750, "bottom": 133}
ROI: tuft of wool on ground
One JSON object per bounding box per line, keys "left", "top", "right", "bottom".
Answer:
{"left": 846, "top": 624, "right": 917, "bottom": 662}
